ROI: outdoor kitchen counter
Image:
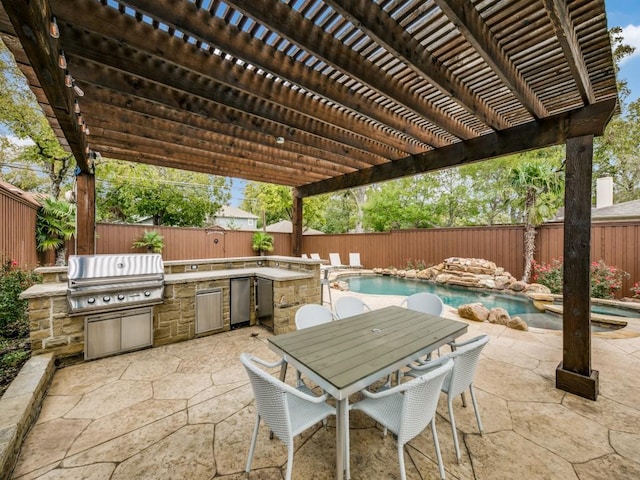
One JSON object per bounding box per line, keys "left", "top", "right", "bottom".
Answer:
{"left": 164, "top": 266, "right": 313, "bottom": 284}
{"left": 19, "top": 282, "right": 66, "bottom": 299}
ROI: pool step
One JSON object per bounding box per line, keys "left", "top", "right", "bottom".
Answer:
{"left": 544, "top": 304, "right": 631, "bottom": 327}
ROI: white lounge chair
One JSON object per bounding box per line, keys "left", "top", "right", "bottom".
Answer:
{"left": 329, "top": 253, "right": 347, "bottom": 268}
{"left": 348, "top": 253, "right": 363, "bottom": 269}
{"left": 310, "top": 253, "right": 322, "bottom": 260}
{"left": 241, "top": 353, "right": 336, "bottom": 480}
{"left": 351, "top": 356, "right": 454, "bottom": 480}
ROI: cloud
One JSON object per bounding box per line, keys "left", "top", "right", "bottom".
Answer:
{"left": 620, "top": 24, "right": 640, "bottom": 64}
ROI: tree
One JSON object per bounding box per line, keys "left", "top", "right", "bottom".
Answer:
{"left": 35, "top": 197, "right": 76, "bottom": 266}
{"left": 363, "top": 175, "right": 441, "bottom": 231}
{"left": 593, "top": 98, "right": 640, "bottom": 203}
{"left": 509, "top": 159, "right": 564, "bottom": 282}
{"left": 96, "top": 160, "right": 230, "bottom": 226}
{"left": 0, "top": 42, "right": 74, "bottom": 199}
{"left": 240, "top": 182, "right": 328, "bottom": 230}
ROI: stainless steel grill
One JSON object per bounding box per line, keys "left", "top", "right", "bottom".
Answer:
{"left": 67, "top": 254, "right": 165, "bottom": 315}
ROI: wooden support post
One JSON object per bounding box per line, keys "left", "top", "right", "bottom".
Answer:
{"left": 291, "top": 188, "right": 303, "bottom": 257}
{"left": 556, "top": 135, "right": 598, "bottom": 400}
{"left": 75, "top": 171, "right": 96, "bottom": 256}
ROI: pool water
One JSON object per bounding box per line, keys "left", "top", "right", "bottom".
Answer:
{"left": 343, "top": 275, "right": 623, "bottom": 332}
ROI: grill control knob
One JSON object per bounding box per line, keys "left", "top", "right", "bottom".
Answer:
{"left": 103, "top": 296, "right": 111, "bottom": 303}
{"left": 117, "top": 294, "right": 125, "bottom": 301}
{"left": 144, "top": 291, "right": 151, "bottom": 297}
{"left": 87, "top": 297, "right": 96, "bottom": 304}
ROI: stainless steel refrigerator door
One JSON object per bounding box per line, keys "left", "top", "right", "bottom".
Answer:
{"left": 230, "top": 277, "right": 251, "bottom": 327}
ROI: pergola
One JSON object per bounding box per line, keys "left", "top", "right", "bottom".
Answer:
{"left": 0, "top": 0, "right": 618, "bottom": 399}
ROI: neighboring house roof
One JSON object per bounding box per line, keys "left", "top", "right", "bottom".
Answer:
{"left": 216, "top": 206, "right": 259, "bottom": 219}
{"left": 0, "top": 180, "right": 41, "bottom": 207}
{"left": 265, "top": 220, "right": 324, "bottom": 235}
{"left": 591, "top": 199, "right": 640, "bottom": 221}
{"left": 552, "top": 199, "right": 640, "bottom": 222}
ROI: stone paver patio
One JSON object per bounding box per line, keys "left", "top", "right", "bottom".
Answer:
{"left": 8, "top": 289, "right": 640, "bottom": 479}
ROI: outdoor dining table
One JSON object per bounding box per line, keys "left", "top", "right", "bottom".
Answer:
{"left": 268, "top": 304, "right": 468, "bottom": 480}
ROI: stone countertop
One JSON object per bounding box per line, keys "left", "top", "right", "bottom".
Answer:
{"left": 20, "top": 282, "right": 67, "bottom": 299}
{"left": 164, "top": 267, "right": 314, "bottom": 284}
{"left": 20, "top": 267, "right": 314, "bottom": 299}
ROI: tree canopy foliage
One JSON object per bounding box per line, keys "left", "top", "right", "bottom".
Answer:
{"left": 0, "top": 42, "right": 74, "bottom": 199}
{"left": 96, "top": 160, "right": 231, "bottom": 227}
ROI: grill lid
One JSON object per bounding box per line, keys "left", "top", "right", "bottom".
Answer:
{"left": 68, "top": 253, "right": 164, "bottom": 284}
{"left": 67, "top": 254, "right": 165, "bottom": 314}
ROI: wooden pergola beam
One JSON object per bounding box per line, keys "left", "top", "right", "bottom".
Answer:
{"left": 226, "top": 0, "right": 485, "bottom": 139}
{"left": 432, "top": 0, "right": 549, "bottom": 119}
{"left": 325, "top": 0, "right": 517, "bottom": 130}
{"left": 54, "top": 11, "right": 427, "bottom": 156}
{"left": 69, "top": 58, "right": 386, "bottom": 168}
{"left": 298, "top": 98, "right": 616, "bottom": 197}
{"left": 81, "top": 88, "right": 362, "bottom": 173}
{"left": 2, "top": 0, "right": 90, "bottom": 172}
{"left": 543, "top": 0, "right": 596, "bottom": 105}
{"left": 72, "top": 0, "right": 452, "bottom": 149}
{"left": 83, "top": 103, "right": 352, "bottom": 178}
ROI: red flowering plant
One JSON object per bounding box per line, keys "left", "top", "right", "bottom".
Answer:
{"left": 532, "top": 258, "right": 628, "bottom": 299}
{"left": 631, "top": 282, "right": 640, "bottom": 299}
{"left": 531, "top": 258, "right": 563, "bottom": 293}
{"left": 590, "top": 260, "right": 629, "bottom": 299}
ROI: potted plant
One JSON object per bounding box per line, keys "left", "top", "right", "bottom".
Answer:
{"left": 132, "top": 230, "right": 164, "bottom": 253}
{"left": 251, "top": 232, "right": 274, "bottom": 256}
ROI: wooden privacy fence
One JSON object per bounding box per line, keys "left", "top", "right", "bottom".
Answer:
{"left": 3, "top": 214, "right": 638, "bottom": 298}
{"left": 302, "top": 223, "right": 639, "bottom": 299}
{"left": 95, "top": 223, "right": 292, "bottom": 260}
{"left": 1, "top": 183, "right": 40, "bottom": 268}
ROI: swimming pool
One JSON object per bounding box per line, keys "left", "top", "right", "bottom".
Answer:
{"left": 343, "top": 275, "right": 625, "bottom": 332}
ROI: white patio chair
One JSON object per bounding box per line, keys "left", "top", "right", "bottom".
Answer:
{"left": 351, "top": 357, "right": 454, "bottom": 480}
{"left": 406, "top": 334, "right": 489, "bottom": 464}
{"left": 301, "top": 253, "right": 309, "bottom": 259}
{"left": 401, "top": 292, "right": 446, "bottom": 362}
{"left": 240, "top": 353, "right": 336, "bottom": 480}
{"left": 329, "top": 252, "right": 347, "bottom": 268}
{"left": 401, "top": 292, "right": 444, "bottom": 316}
{"left": 310, "top": 253, "right": 322, "bottom": 260}
{"left": 294, "top": 304, "right": 333, "bottom": 389}
{"left": 348, "top": 252, "right": 363, "bottom": 269}
{"left": 334, "top": 296, "right": 371, "bottom": 319}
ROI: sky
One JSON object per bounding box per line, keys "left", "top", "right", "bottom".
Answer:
{"left": 606, "top": 0, "right": 640, "bottom": 104}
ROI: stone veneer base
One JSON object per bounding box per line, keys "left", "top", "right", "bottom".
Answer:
{"left": 0, "top": 354, "right": 56, "bottom": 480}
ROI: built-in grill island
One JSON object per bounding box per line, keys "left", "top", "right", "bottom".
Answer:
{"left": 21, "top": 256, "right": 321, "bottom": 361}
{"left": 67, "top": 253, "right": 164, "bottom": 359}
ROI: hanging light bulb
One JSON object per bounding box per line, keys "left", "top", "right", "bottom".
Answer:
{"left": 72, "top": 81, "right": 84, "bottom": 97}
{"left": 64, "top": 70, "right": 73, "bottom": 88}
{"left": 85, "top": 125, "right": 90, "bottom": 136}
{"left": 77, "top": 114, "right": 83, "bottom": 125}
{"left": 73, "top": 98, "right": 80, "bottom": 114}
{"left": 58, "top": 50, "right": 67, "bottom": 69}
{"left": 49, "top": 16, "right": 60, "bottom": 39}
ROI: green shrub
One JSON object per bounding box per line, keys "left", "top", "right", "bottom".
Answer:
{"left": 0, "top": 259, "right": 41, "bottom": 338}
